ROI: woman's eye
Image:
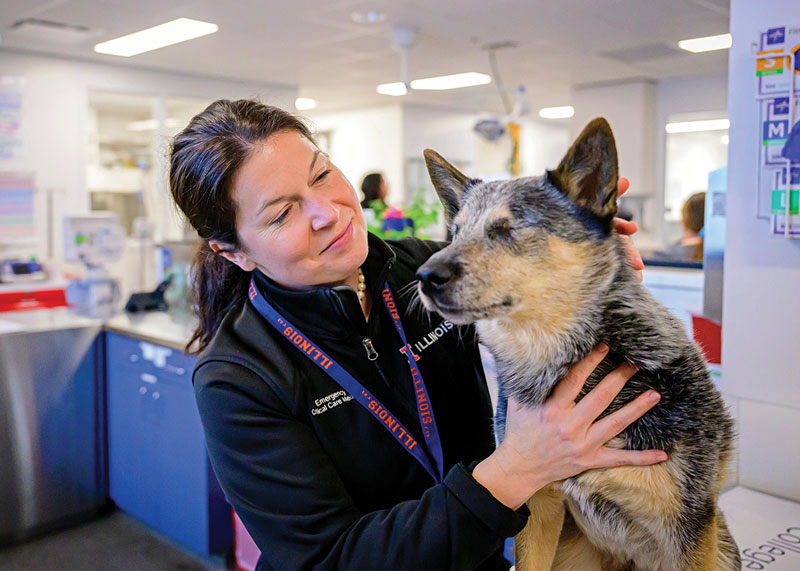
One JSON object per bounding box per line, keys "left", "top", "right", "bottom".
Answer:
{"left": 272, "top": 206, "right": 291, "bottom": 226}
{"left": 315, "top": 169, "right": 331, "bottom": 183}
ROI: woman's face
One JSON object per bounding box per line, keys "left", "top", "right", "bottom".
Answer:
{"left": 217, "top": 130, "right": 368, "bottom": 290}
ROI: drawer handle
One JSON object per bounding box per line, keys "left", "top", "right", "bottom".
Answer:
{"left": 139, "top": 386, "right": 147, "bottom": 395}
{"left": 152, "top": 392, "right": 160, "bottom": 400}
{"left": 165, "top": 365, "right": 185, "bottom": 375}
{"left": 129, "top": 354, "right": 138, "bottom": 362}
{"left": 140, "top": 373, "right": 157, "bottom": 384}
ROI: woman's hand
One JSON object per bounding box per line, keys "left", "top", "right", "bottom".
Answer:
{"left": 613, "top": 177, "right": 644, "bottom": 280}
{"left": 472, "top": 344, "right": 665, "bottom": 510}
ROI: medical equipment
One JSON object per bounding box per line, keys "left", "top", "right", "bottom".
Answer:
{"left": 63, "top": 212, "right": 124, "bottom": 317}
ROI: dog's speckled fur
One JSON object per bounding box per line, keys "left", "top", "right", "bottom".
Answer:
{"left": 416, "top": 119, "right": 739, "bottom": 570}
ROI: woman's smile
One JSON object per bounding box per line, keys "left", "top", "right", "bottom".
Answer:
{"left": 321, "top": 220, "right": 354, "bottom": 254}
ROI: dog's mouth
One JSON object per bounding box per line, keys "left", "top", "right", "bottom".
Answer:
{"left": 423, "top": 295, "right": 514, "bottom": 324}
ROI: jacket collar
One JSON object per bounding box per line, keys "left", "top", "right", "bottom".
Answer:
{"left": 251, "top": 232, "right": 397, "bottom": 340}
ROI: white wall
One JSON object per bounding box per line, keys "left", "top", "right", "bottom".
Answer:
{"left": 0, "top": 50, "right": 296, "bottom": 266}
{"left": 306, "top": 105, "right": 404, "bottom": 206}
{"left": 519, "top": 119, "right": 571, "bottom": 177}
{"left": 402, "top": 104, "right": 479, "bottom": 175}
{"left": 571, "top": 81, "right": 659, "bottom": 248}
{"left": 723, "top": 0, "right": 800, "bottom": 501}
{"left": 571, "top": 80, "right": 658, "bottom": 197}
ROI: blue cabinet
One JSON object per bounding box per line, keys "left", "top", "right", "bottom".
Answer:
{"left": 105, "top": 332, "right": 232, "bottom": 556}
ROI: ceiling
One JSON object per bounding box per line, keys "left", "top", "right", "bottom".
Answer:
{"left": 0, "top": 0, "right": 730, "bottom": 114}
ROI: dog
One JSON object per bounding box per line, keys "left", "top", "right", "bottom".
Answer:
{"left": 415, "top": 118, "right": 739, "bottom": 570}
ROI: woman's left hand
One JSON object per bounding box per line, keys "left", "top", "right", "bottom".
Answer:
{"left": 613, "top": 177, "right": 644, "bottom": 280}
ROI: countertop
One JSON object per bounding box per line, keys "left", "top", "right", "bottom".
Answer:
{"left": 0, "top": 307, "right": 196, "bottom": 351}
{"left": 0, "top": 307, "right": 103, "bottom": 335}
{"left": 104, "top": 310, "right": 197, "bottom": 351}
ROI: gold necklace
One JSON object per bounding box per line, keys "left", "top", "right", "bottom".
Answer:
{"left": 357, "top": 268, "right": 367, "bottom": 303}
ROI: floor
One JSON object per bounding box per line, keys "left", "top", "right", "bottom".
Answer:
{"left": 0, "top": 511, "right": 227, "bottom": 571}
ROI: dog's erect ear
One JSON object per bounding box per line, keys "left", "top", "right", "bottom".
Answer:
{"left": 424, "top": 149, "right": 471, "bottom": 225}
{"left": 549, "top": 118, "right": 619, "bottom": 223}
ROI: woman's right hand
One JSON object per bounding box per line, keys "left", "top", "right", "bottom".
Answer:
{"left": 472, "top": 344, "right": 667, "bottom": 510}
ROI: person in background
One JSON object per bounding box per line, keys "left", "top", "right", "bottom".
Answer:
{"left": 359, "top": 171, "right": 388, "bottom": 210}
{"left": 168, "top": 99, "right": 664, "bottom": 570}
{"left": 652, "top": 192, "right": 705, "bottom": 263}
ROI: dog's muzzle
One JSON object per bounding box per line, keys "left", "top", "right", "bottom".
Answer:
{"left": 416, "top": 258, "right": 461, "bottom": 298}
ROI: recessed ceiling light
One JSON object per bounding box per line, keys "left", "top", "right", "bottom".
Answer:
{"left": 351, "top": 11, "right": 386, "bottom": 24}
{"left": 295, "top": 97, "right": 317, "bottom": 111}
{"left": 377, "top": 82, "right": 408, "bottom": 96}
{"left": 410, "top": 72, "right": 491, "bottom": 90}
{"left": 678, "top": 33, "right": 732, "bottom": 53}
{"left": 665, "top": 119, "right": 730, "bottom": 133}
{"left": 94, "top": 18, "right": 218, "bottom": 57}
{"left": 539, "top": 106, "right": 575, "bottom": 119}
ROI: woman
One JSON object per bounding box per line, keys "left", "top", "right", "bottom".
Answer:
{"left": 170, "top": 99, "right": 665, "bottom": 570}
{"left": 359, "top": 171, "right": 388, "bottom": 210}
{"left": 650, "top": 192, "right": 705, "bottom": 263}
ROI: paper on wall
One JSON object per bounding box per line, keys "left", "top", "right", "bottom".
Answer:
{"left": 719, "top": 487, "right": 800, "bottom": 570}
{"left": 756, "top": 26, "right": 800, "bottom": 96}
{"left": 0, "top": 77, "right": 24, "bottom": 160}
{"left": 770, "top": 165, "right": 800, "bottom": 236}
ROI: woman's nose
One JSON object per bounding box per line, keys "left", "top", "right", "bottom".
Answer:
{"left": 308, "top": 197, "right": 339, "bottom": 231}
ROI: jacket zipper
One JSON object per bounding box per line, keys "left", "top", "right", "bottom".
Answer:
{"left": 362, "top": 337, "right": 379, "bottom": 360}
{"left": 328, "top": 287, "right": 393, "bottom": 389}
{"left": 362, "top": 336, "right": 391, "bottom": 388}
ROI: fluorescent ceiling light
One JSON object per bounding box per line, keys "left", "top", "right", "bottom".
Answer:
{"left": 94, "top": 18, "right": 218, "bottom": 57}
{"left": 410, "top": 72, "right": 491, "bottom": 90}
{"left": 295, "top": 97, "right": 317, "bottom": 111}
{"left": 665, "top": 119, "right": 730, "bottom": 133}
{"left": 539, "top": 106, "right": 575, "bottom": 119}
{"left": 678, "top": 33, "right": 732, "bottom": 53}
{"left": 351, "top": 11, "right": 386, "bottom": 24}
{"left": 377, "top": 73, "right": 490, "bottom": 96}
{"left": 127, "top": 118, "right": 185, "bottom": 131}
{"left": 377, "top": 82, "right": 408, "bottom": 96}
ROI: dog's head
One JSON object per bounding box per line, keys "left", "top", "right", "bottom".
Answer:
{"left": 416, "top": 118, "right": 621, "bottom": 329}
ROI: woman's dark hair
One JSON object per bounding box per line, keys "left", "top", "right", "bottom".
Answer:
{"left": 169, "top": 99, "right": 314, "bottom": 353}
{"left": 360, "top": 172, "right": 384, "bottom": 207}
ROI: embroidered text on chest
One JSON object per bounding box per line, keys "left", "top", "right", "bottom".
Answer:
{"left": 399, "top": 320, "right": 455, "bottom": 361}
{"left": 311, "top": 389, "right": 354, "bottom": 416}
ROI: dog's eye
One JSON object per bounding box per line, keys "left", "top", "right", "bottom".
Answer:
{"left": 487, "top": 218, "right": 513, "bottom": 242}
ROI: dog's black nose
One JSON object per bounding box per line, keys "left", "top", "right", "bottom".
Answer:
{"left": 417, "top": 261, "right": 460, "bottom": 296}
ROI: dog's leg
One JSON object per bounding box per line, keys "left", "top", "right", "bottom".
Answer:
{"left": 715, "top": 511, "right": 742, "bottom": 570}
{"left": 551, "top": 510, "right": 604, "bottom": 570}
{"left": 514, "top": 483, "right": 565, "bottom": 571}
{"left": 686, "top": 512, "right": 721, "bottom": 571}
{"left": 564, "top": 460, "right": 683, "bottom": 570}
{"left": 685, "top": 509, "right": 741, "bottom": 571}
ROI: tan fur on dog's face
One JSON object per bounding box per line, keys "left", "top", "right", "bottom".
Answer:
{"left": 419, "top": 199, "right": 596, "bottom": 336}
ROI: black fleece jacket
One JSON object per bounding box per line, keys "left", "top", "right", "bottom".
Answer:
{"left": 193, "top": 234, "right": 528, "bottom": 570}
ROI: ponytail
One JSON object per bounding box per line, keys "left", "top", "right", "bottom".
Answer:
{"left": 187, "top": 242, "right": 250, "bottom": 353}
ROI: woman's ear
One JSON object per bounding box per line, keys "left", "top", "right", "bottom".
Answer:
{"left": 208, "top": 240, "right": 257, "bottom": 272}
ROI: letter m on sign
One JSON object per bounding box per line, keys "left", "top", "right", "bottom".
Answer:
{"left": 764, "top": 120, "right": 788, "bottom": 141}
